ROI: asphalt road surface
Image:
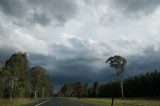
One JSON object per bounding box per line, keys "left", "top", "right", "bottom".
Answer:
{"left": 30, "top": 98, "right": 98, "bottom": 106}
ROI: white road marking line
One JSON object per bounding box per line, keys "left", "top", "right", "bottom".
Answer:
{"left": 35, "top": 100, "right": 49, "bottom": 106}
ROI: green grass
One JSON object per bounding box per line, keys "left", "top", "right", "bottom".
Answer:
{"left": 0, "top": 98, "right": 34, "bottom": 106}
{"left": 78, "top": 98, "right": 160, "bottom": 106}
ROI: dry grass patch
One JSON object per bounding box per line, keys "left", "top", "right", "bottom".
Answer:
{"left": 78, "top": 98, "right": 160, "bottom": 106}
{"left": 0, "top": 98, "right": 34, "bottom": 106}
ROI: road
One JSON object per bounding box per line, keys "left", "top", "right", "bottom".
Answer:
{"left": 29, "top": 98, "right": 98, "bottom": 106}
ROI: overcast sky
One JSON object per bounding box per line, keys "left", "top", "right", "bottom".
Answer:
{"left": 0, "top": 0, "right": 160, "bottom": 89}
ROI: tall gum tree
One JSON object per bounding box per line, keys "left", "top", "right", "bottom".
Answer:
{"left": 106, "top": 55, "right": 127, "bottom": 98}
{"left": 31, "top": 66, "right": 53, "bottom": 98}
{"left": 5, "top": 52, "right": 30, "bottom": 98}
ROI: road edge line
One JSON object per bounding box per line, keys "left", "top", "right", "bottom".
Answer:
{"left": 35, "top": 99, "right": 49, "bottom": 106}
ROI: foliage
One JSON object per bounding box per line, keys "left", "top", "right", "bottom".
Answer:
{"left": 31, "top": 66, "right": 53, "bottom": 98}
{"left": 93, "top": 81, "right": 100, "bottom": 97}
{"left": 59, "top": 82, "right": 89, "bottom": 98}
{"left": 5, "top": 52, "right": 30, "bottom": 98}
{"left": 106, "top": 55, "right": 127, "bottom": 98}
{"left": 0, "top": 52, "right": 54, "bottom": 99}
{"left": 106, "top": 55, "right": 127, "bottom": 75}
{"left": 99, "top": 70, "right": 160, "bottom": 97}
{"left": 59, "top": 70, "right": 160, "bottom": 98}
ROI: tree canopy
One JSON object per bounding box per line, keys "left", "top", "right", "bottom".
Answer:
{"left": 0, "top": 52, "right": 54, "bottom": 99}
{"left": 106, "top": 55, "right": 127, "bottom": 75}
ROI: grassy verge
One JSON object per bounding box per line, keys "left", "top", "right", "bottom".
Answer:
{"left": 0, "top": 98, "right": 35, "bottom": 106}
{"left": 78, "top": 98, "right": 160, "bottom": 106}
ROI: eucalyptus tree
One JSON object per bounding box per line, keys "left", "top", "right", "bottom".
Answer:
{"left": 31, "top": 66, "right": 53, "bottom": 98}
{"left": 0, "top": 68, "right": 17, "bottom": 99}
{"left": 74, "top": 82, "right": 83, "bottom": 99}
{"left": 106, "top": 55, "right": 127, "bottom": 98}
{"left": 5, "top": 52, "right": 30, "bottom": 98}
{"left": 93, "top": 81, "right": 100, "bottom": 97}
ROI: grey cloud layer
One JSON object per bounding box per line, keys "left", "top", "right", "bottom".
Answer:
{"left": 28, "top": 37, "right": 160, "bottom": 86}
{"left": 0, "top": 0, "right": 77, "bottom": 26}
{"left": 27, "top": 0, "right": 77, "bottom": 26}
{"left": 0, "top": 0, "right": 160, "bottom": 88}
{"left": 1, "top": 34, "right": 160, "bottom": 87}
{"left": 0, "top": 0, "right": 27, "bottom": 17}
{"left": 111, "top": 0, "right": 160, "bottom": 15}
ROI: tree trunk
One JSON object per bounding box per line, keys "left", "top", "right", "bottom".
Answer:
{"left": 75, "top": 90, "right": 77, "bottom": 97}
{"left": 10, "top": 89, "right": 13, "bottom": 100}
{"left": 120, "top": 74, "right": 124, "bottom": 98}
{"left": 42, "top": 87, "right": 45, "bottom": 98}
{"left": 78, "top": 92, "right": 81, "bottom": 99}
{"left": 34, "top": 90, "right": 37, "bottom": 99}
{"left": 111, "top": 96, "right": 114, "bottom": 106}
{"left": 10, "top": 80, "right": 14, "bottom": 100}
{"left": 34, "top": 82, "right": 37, "bottom": 99}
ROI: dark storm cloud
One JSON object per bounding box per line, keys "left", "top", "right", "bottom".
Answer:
{"left": 25, "top": 38, "right": 113, "bottom": 86}
{"left": 50, "top": 67, "right": 113, "bottom": 86}
{"left": 29, "top": 50, "right": 160, "bottom": 88}
{"left": 0, "top": 0, "right": 27, "bottom": 17}
{"left": 126, "top": 47, "right": 160, "bottom": 76}
{"left": 24, "top": 38, "right": 160, "bottom": 88}
{"left": 28, "top": 53, "right": 113, "bottom": 86}
{"left": 0, "top": 0, "right": 160, "bottom": 90}
{"left": 111, "top": 0, "right": 160, "bottom": 15}
{"left": 29, "top": 12, "right": 51, "bottom": 26}
{"left": 0, "top": 48, "right": 15, "bottom": 65}
{"left": 27, "top": 0, "right": 78, "bottom": 26}
{"left": 0, "top": 0, "right": 77, "bottom": 26}
{"left": 1, "top": 37, "right": 160, "bottom": 88}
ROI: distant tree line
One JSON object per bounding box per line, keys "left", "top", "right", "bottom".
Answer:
{"left": 0, "top": 52, "right": 53, "bottom": 99}
{"left": 59, "top": 70, "right": 160, "bottom": 98}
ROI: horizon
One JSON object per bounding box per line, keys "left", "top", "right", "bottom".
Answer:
{"left": 1, "top": 0, "right": 160, "bottom": 91}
